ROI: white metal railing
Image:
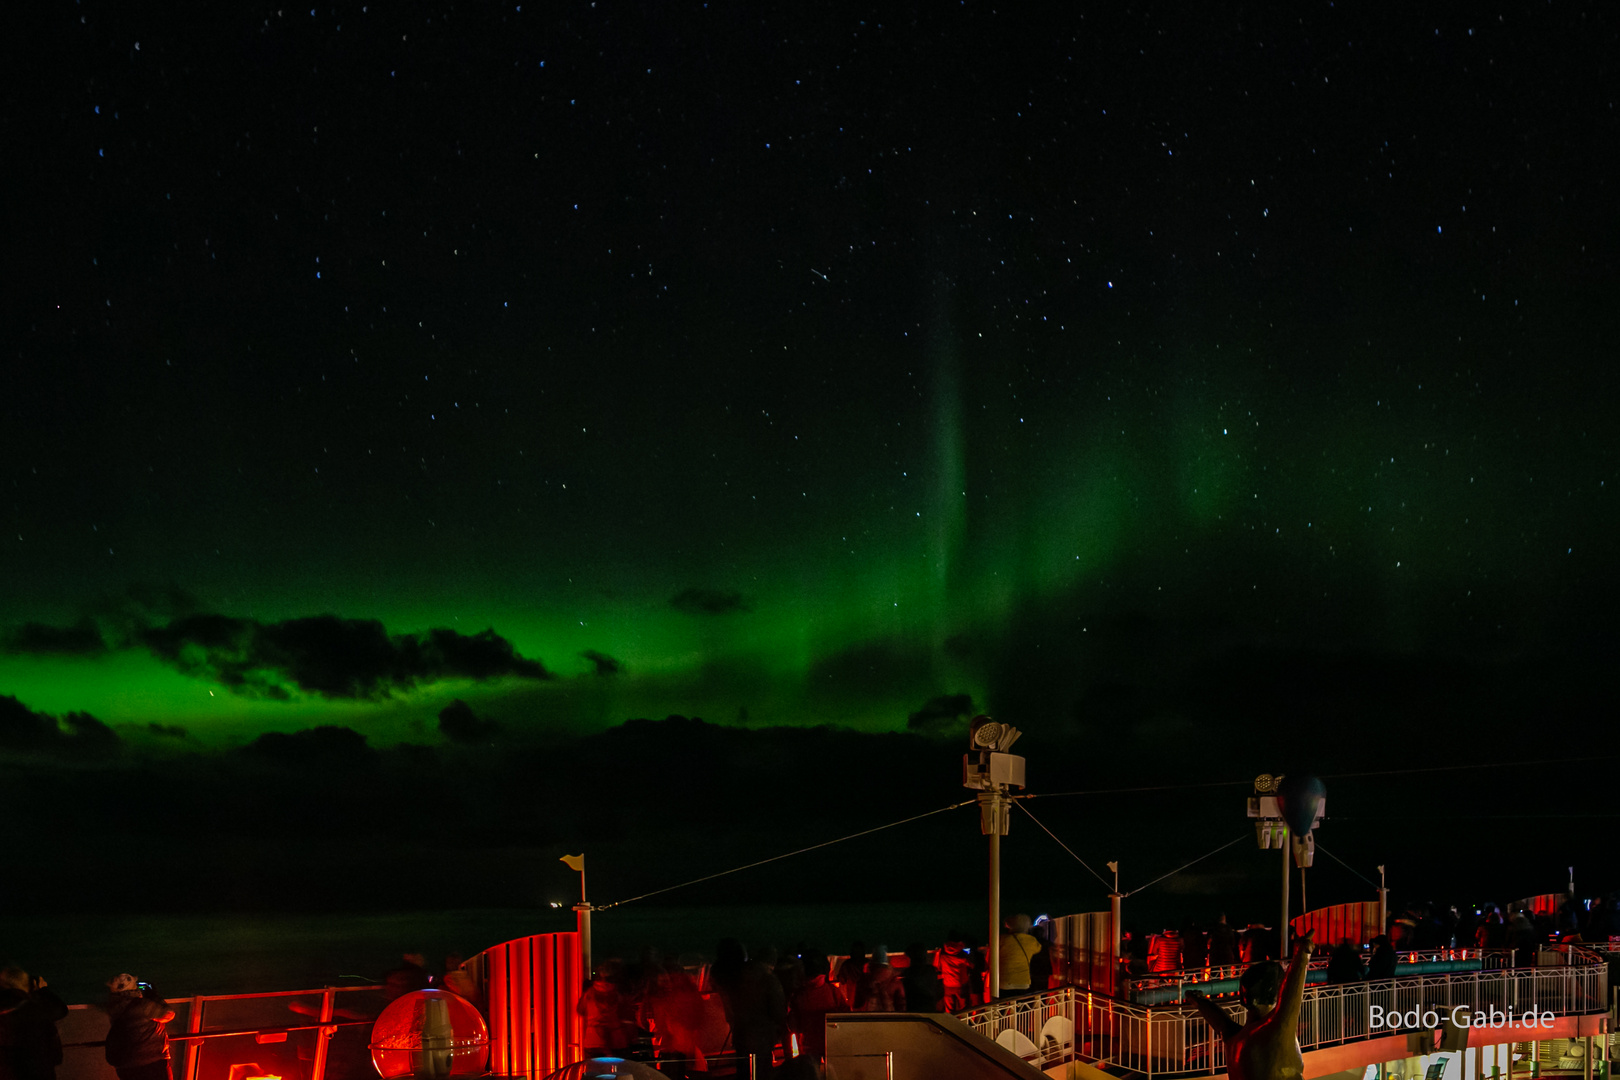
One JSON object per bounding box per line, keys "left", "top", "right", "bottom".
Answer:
{"left": 958, "top": 948, "right": 1610, "bottom": 1078}
{"left": 954, "top": 986, "right": 1080, "bottom": 1069}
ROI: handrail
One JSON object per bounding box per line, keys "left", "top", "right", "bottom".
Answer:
{"left": 1123, "top": 948, "right": 1495, "bottom": 1003}
{"left": 1128, "top": 948, "right": 1487, "bottom": 992}
{"left": 64, "top": 985, "right": 386, "bottom": 1006}
{"left": 62, "top": 1019, "right": 376, "bottom": 1048}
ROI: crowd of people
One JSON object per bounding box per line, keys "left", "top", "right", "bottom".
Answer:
{"left": 1396, "top": 895, "right": 1612, "bottom": 951}
{"left": 568, "top": 913, "right": 1055, "bottom": 1078}
{"left": 1126, "top": 893, "right": 1615, "bottom": 981}
{"left": 4, "top": 893, "right": 1609, "bottom": 1080}
{"left": 561, "top": 892, "right": 1617, "bottom": 1075}
{"left": 573, "top": 939, "right": 952, "bottom": 1077}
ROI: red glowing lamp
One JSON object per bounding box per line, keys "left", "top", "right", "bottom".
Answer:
{"left": 368, "top": 990, "right": 489, "bottom": 1080}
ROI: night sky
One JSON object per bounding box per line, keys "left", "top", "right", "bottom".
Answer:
{"left": 4, "top": 3, "right": 1618, "bottom": 915}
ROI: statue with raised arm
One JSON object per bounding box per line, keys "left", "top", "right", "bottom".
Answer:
{"left": 1188, "top": 929, "right": 1315, "bottom": 1080}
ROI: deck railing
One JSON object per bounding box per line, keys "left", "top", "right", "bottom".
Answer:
{"left": 958, "top": 948, "right": 1611, "bottom": 1078}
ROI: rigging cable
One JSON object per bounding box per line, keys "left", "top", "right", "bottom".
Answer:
{"left": 596, "top": 798, "right": 976, "bottom": 911}
{"left": 1025, "top": 754, "right": 1620, "bottom": 801}
{"left": 1311, "top": 841, "right": 1380, "bottom": 889}
{"left": 1012, "top": 797, "right": 1115, "bottom": 891}
{"left": 1124, "top": 833, "right": 1249, "bottom": 898}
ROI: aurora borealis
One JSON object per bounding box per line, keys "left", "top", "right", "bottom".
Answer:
{"left": 8, "top": 328, "right": 1610, "bottom": 748}
{"left": 4, "top": 2, "right": 1618, "bottom": 914}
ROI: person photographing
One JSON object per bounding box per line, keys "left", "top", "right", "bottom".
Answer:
{"left": 103, "top": 974, "right": 176, "bottom": 1080}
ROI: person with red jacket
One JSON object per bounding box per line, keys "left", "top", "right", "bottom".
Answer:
{"left": 937, "top": 938, "right": 975, "bottom": 1012}
{"left": 788, "top": 953, "right": 843, "bottom": 1064}
{"left": 577, "top": 964, "right": 632, "bottom": 1057}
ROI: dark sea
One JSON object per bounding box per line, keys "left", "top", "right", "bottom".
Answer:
{"left": 3, "top": 901, "right": 987, "bottom": 1006}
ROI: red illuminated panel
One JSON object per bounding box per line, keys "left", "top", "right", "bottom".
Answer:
{"left": 468, "top": 933, "right": 583, "bottom": 1079}
{"left": 1290, "top": 902, "right": 1382, "bottom": 947}
{"left": 1047, "top": 911, "right": 1115, "bottom": 995}
{"left": 1515, "top": 893, "right": 1563, "bottom": 918}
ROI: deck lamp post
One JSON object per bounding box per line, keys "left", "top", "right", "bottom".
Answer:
{"left": 1107, "top": 861, "right": 1122, "bottom": 995}
{"left": 1247, "top": 774, "right": 1325, "bottom": 958}
{"left": 963, "top": 715, "right": 1025, "bottom": 1000}
{"left": 1377, "top": 865, "right": 1388, "bottom": 937}
{"left": 560, "top": 853, "right": 591, "bottom": 982}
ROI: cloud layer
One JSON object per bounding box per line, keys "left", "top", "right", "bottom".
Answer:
{"left": 136, "top": 614, "right": 551, "bottom": 700}
{"left": 580, "top": 649, "right": 623, "bottom": 676}
{"left": 0, "top": 695, "right": 120, "bottom": 757}
{"left": 438, "top": 699, "right": 502, "bottom": 743}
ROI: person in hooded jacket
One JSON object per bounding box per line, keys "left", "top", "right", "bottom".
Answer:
{"left": 898, "top": 944, "right": 943, "bottom": 1013}
{"left": 1207, "top": 915, "right": 1239, "bottom": 967}
{"left": 711, "top": 939, "right": 786, "bottom": 1078}
{"left": 936, "top": 937, "right": 975, "bottom": 1012}
{"left": 1325, "top": 940, "right": 1365, "bottom": 984}
{"left": 0, "top": 968, "right": 68, "bottom": 1080}
{"left": 1365, "top": 936, "right": 1397, "bottom": 980}
{"left": 103, "top": 975, "right": 175, "bottom": 1080}
{"left": 852, "top": 947, "right": 905, "bottom": 1012}
{"left": 1505, "top": 907, "right": 1539, "bottom": 967}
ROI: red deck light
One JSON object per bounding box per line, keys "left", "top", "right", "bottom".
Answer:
{"left": 227, "top": 1065, "right": 281, "bottom": 1080}
{"left": 368, "top": 989, "right": 489, "bottom": 1080}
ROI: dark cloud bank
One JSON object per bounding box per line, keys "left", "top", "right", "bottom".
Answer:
{"left": 0, "top": 695, "right": 121, "bottom": 757}
{"left": 138, "top": 614, "right": 551, "bottom": 699}
{"left": 437, "top": 699, "right": 502, "bottom": 744}
{"left": 579, "top": 649, "right": 623, "bottom": 677}
{"left": 3, "top": 606, "right": 553, "bottom": 702}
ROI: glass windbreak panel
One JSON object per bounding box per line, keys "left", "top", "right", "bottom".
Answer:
{"left": 197, "top": 995, "right": 318, "bottom": 1034}
{"left": 192, "top": 1030, "right": 320, "bottom": 1080}
{"left": 327, "top": 988, "right": 390, "bottom": 1022}
{"left": 322, "top": 1024, "right": 379, "bottom": 1080}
